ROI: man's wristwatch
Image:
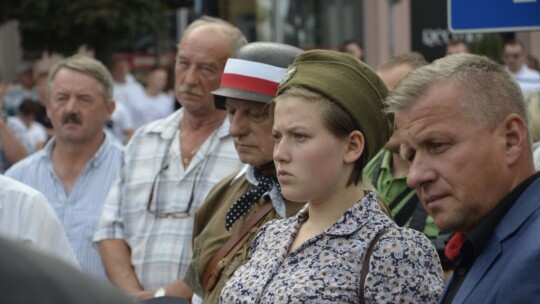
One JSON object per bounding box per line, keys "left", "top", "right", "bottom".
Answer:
{"left": 154, "top": 287, "right": 166, "bottom": 297}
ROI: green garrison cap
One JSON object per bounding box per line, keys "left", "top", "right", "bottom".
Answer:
{"left": 277, "top": 50, "right": 393, "bottom": 162}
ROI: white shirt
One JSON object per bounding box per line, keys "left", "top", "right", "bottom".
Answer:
{"left": 126, "top": 91, "right": 175, "bottom": 129}
{"left": 109, "top": 101, "right": 134, "bottom": 144}
{"left": 113, "top": 77, "right": 145, "bottom": 105}
{"left": 506, "top": 65, "right": 540, "bottom": 94}
{"left": 0, "top": 175, "right": 78, "bottom": 267}
{"left": 8, "top": 116, "right": 47, "bottom": 150}
{"left": 113, "top": 77, "right": 145, "bottom": 124}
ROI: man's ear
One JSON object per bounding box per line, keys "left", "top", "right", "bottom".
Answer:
{"left": 344, "top": 130, "right": 365, "bottom": 164}
{"left": 501, "top": 113, "right": 528, "bottom": 166}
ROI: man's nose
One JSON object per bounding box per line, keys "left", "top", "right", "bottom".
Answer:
{"left": 406, "top": 155, "right": 436, "bottom": 190}
{"left": 183, "top": 66, "right": 199, "bottom": 86}
{"left": 229, "top": 113, "right": 248, "bottom": 137}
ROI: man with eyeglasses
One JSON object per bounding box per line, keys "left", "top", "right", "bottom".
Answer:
{"left": 93, "top": 16, "right": 245, "bottom": 300}
{"left": 6, "top": 55, "right": 121, "bottom": 279}
{"left": 502, "top": 39, "right": 540, "bottom": 94}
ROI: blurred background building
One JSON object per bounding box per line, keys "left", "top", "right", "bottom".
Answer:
{"left": 0, "top": 0, "right": 539, "bottom": 82}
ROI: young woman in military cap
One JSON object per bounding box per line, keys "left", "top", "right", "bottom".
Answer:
{"left": 220, "top": 50, "right": 444, "bottom": 303}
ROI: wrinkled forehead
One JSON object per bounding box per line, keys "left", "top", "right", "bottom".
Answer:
{"left": 179, "top": 25, "right": 232, "bottom": 58}
{"left": 395, "top": 81, "right": 466, "bottom": 128}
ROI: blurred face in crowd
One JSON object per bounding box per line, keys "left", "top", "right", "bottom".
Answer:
{"left": 503, "top": 43, "right": 526, "bottom": 73}
{"left": 175, "top": 25, "right": 232, "bottom": 116}
{"left": 377, "top": 63, "right": 413, "bottom": 92}
{"left": 343, "top": 42, "right": 364, "bottom": 61}
{"left": 18, "top": 71, "right": 35, "bottom": 89}
{"left": 47, "top": 68, "right": 114, "bottom": 144}
{"left": 397, "top": 80, "right": 512, "bottom": 232}
{"left": 445, "top": 42, "right": 469, "bottom": 56}
{"left": 147, "top": 68, "right": 168, "bottom": 93}
{"left": 226, "top": 98, "right": 274, "bottom": 167}
{"left": 111, "top": 60, "right": 130, "bottom": 83}
{"left": 273, "top": 96, "right": 356, "bottom": 204}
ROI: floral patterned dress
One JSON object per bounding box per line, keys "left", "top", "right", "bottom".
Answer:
{"left": 220, "top": 190, "right": 443, "bottom": 303}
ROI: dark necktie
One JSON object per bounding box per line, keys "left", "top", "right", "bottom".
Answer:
{"left": 225, "top": 174, "right": 277, "bottom": 230}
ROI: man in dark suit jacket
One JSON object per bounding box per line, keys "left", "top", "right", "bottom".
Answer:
{"left": 0, "top": 235, "right": 135, "bottom": 304}
{"left": 386, "top": 53, "right": 540, "bottom": 303}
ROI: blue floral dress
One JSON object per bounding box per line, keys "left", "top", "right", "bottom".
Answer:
{"left": 220, "top": 190, "right": 443, "bottom": 303}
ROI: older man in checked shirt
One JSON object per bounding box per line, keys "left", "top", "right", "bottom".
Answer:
{"left": 93, "top": 16, "right": 245, "bottom": 301}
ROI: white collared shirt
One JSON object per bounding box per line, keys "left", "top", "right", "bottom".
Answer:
{"left": 506, "top": 65, "right": 540, "bottom": 93}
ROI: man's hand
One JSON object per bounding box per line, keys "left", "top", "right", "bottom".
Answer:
{"left": 98, "top": 240, "right": 143, "bottom": 294}
{"left": 130, "top": 290, "right": 156, "bottom": 301}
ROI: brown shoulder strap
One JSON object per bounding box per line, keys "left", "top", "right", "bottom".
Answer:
{"left": 359, "top": 229, "right": 388, "bottom": 304}
{"left": 202, "top": 201, "right": 274, "bottom": 293}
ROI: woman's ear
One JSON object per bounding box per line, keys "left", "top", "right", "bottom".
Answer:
{"left": 344, "top": 130, "right": 365, "bottom": 164}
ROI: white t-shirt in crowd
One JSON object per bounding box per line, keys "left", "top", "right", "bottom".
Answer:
{"left": 0, "top": 175, "right": 79, "bottom": 267}
{"left": 126, "top": 92, "right": 175, "bottom": 129}
{"left": 8, "top": 116, "right": 47, "bottom": 150}
{"left": 506, "top": 65, "right": 540, "bottom": 94}
{"left": 108, "top": 101, "right": 134, "bottom": 144}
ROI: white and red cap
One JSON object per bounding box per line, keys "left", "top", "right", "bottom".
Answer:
{"left": 212, "top": 42, "right": 303, "bottom": 109}
{"left": 220, "top": 58, "right": 286, "bottom": 98}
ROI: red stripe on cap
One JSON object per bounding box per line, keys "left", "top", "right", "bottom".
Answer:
{"left": 221, "top": 73, "right": 280, "bottom": 97}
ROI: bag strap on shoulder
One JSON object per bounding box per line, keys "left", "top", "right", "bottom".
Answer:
{"left": 359, "top": 229, "right": 388, "bottom": 304}
{"left": 202, "top": 201, "right": 274, "bottom": 293}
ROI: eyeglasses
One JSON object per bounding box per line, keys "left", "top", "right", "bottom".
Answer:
{"left": 504, "top": 52, "right": 522, "bottom": 60}
{"left": 146, "top": 163, "right": 201, "bottom": 218}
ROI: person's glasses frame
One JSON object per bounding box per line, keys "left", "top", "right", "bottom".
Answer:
{"left": 146, "top": 161, "right": 203, "bottom": 219}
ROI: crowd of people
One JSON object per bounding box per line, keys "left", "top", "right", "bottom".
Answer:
{"left": 1, "top": 14, "right": 540, "bottom": 304}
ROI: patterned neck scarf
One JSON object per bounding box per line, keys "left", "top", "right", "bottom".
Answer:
{"left": 225, "top": 170, "right": 279, "bottom": 230}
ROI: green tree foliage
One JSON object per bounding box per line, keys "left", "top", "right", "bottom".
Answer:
{"left": 471, "top": 34, "right": 504, "bottom": 64}
{"left": 0, "top": 0, "right": 169, "bottom": 66}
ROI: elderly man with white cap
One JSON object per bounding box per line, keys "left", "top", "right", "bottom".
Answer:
{"left": 175, "top": 42, "right": 304, "bottom": 304}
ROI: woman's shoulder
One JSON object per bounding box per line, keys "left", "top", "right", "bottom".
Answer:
{"left": 353, "top": 193, "right": 438, "bottom": 256}
{"left": 377, "top": 225, "right": 436, "bottom": 253}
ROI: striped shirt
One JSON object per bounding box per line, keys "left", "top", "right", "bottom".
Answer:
{"left": 93, "top": 109, "right": 242, "bottom": 290}
{"left": 5, "top": 133, "right": 123, "bottom": 279}
{"left": 364, "top": 149, "right": 439, "bottom": 238}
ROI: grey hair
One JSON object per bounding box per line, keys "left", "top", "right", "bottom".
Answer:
{"left": 183, "top": 15, "right": 247, "bottom": 54}
{"left": 48, "top": 55, "right": 114, "bottom": 103}
{"left": 386, "top": 53, "right": 528, "bottom": 139}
